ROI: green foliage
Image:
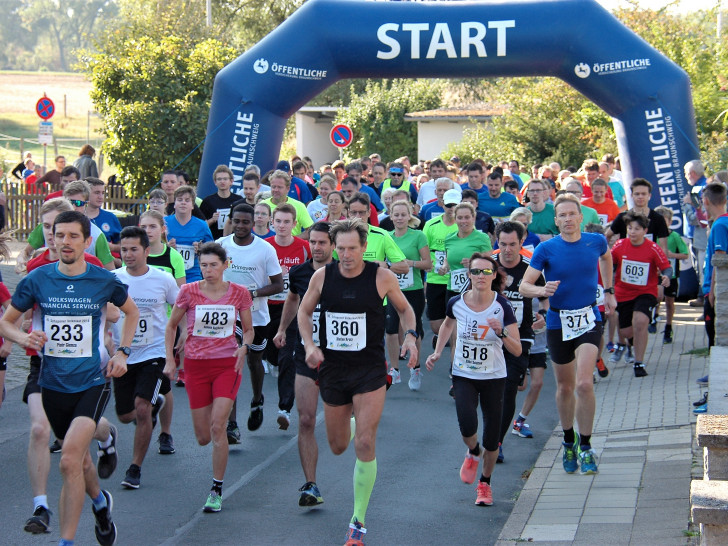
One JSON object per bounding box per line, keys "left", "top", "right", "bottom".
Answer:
{"left": 444, "top": 78, "right": 614, "bottom": 168}
{"left": 335, "top": 79, "right": 443, "bottom": 163}
{"left": 80, "top": 35, "right": 236, "bottom": 195}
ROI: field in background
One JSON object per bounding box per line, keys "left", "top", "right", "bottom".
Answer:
{"left": 0, "top": 72, "right": 105, "bottom": 174}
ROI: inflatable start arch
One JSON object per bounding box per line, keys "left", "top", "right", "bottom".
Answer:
{"left": 198, "top": 0, "right": 698, "bottom": 230}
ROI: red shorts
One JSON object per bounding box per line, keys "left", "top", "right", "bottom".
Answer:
{"left": 184, "top": 357, "right": 241, "bottom": 409}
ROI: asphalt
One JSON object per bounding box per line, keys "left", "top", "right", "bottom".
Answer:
{"left": 0, "top": 256, "right": 707, "bottom": 545}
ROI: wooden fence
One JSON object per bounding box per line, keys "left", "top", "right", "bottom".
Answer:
{"left": 1, "top": 182, "right": 147, "bottom": 240}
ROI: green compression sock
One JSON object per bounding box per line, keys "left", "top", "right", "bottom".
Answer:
{"left": 351, "top": 458, "right": 377, "bottom": 526}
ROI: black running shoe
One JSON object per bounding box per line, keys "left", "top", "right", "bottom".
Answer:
{"left": 24, "top": 505, "right": 51, "bottom": 534}
{"left": 92, "top": 490, "right": 117, "bottom": 546}
{"left": 694, "top": 392, "right": 708, "bottom": 407}
{"left": 49, "top": 439, "right": 62, "bottom": 453}
{"left": 158, "top": 432, "right": 176, "bottom": 454}
{"left": 633, "top": 364, "right": 648, "bottom": 378}
{"left": 121, "top": 465, "right": 141, "bottom": 489}
{"left": 247, "top": 395, "right": 264, "bottom": 431}
{"left": 97, "top": 424, "right": 118, "bottom": 479}
{"left": 227, "top": 421, "right": 241, "bottom": 444}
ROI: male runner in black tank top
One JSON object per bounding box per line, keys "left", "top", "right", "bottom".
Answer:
{"left": 298, "top": 219, "right": 418, "bottom": 546}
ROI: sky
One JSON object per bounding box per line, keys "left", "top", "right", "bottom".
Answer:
{"left": 597, "top": 0, "right": 723, "bottom": 13}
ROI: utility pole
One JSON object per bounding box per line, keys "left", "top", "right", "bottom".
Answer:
{"left": 206, "top": 0, "right": 212, "bottom": 27}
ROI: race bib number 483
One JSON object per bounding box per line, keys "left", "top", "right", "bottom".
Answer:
{"left": 44, "top": 315, "right": 92, "bottom": 358}
{"left": 193, "top": 305, "right": 234, "bottom": 338}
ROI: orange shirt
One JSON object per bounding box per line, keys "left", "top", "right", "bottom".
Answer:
{"left": 581, "top": 197, "right": 620, "bottom": 226}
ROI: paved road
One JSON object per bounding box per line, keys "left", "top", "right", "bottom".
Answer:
{"left": 0, "top": 332, "right": 558, "bottom": 545}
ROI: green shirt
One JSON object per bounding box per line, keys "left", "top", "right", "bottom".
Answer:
{"left": 444, "top": 229, "right": 492, "bottom": 291}
{"left": 528, "top": 204, "right": 558, "bottom": 236}
{"left": 666, "top": 230, "right": 689, "bottom": 278}
{"left": 27, "top": 222, "right": 114, "bottom": 266}
{"left": 362, "top": 225, "right": 406, "bottom": 263}
{"left": 262, "top": 197, "right": 314, "bottom": 236}
{"left": 389, "top": 228, "right": 428, "bottom": 291}
{"left": 424, "top": 215, "right": 458, "bottom": 285}
{"left": 580, "top": 204, "right": 601, "bottom": 229}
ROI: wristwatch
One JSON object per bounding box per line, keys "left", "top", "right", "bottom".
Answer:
{"left": 250, "top": 289, "right": 258, "bottom": 299}
{"left": 604, "top": 287, "right": 615, "bottom": 294}
{"left": 497, "top": 329, "right": 509, "bottom": 339}
{"left": 404, "top": 329, "right": 419, "bottom": 339}
{"left": 116, "top": 346, "right": 131, "bottom": 356}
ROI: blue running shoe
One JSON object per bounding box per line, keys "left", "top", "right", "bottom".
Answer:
{"left": 694, "top": 403, "right": 708, "bottom": 414}
{"left": 578, "top": 448, "right": 598, "bottom": 474}
{"left": 609, "top": 344, "right": 625, "bottom": 363}
{"left": 563, "top": 436, "right": 579, "bottom": 474}
{"left": 496, "top": 444, "right": 504, "bottom": 463}
{"left": 511, "top": 420, "right": 534, "bottom": 438}
{"left": 606, "top": 341, "right": 615, "bottom": 353}
{"left": 696, "top": 375, "right": 709, "bottom": 386}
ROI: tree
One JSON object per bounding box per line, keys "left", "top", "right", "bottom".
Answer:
{"left": 80, "top": 35, "right": 237, "bottom": 195}
{"left": 335, "top": 79, "right": 443, "bottom": 163}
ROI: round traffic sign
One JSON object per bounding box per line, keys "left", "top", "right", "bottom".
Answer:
{"left": 330, "top": 124, "right": 353, "bottom": 148}
{"left": 36, "top": 96, "right": 55, "bottom": 120}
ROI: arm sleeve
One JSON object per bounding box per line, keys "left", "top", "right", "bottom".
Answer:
{"left": 497, "top": 294, "right": 517, "bottom": 327}
{"left": 11, "top": 275, "right": 37, "bottom": 313}
{"left": 175, "top": 283, "right": 191, "bottom": 311}
{"left": 109, "top": 276, "right": 130, "bottom": 307}
{"left": 166, "top": 275, "right": 180, "bottom": 305}
{"left": 384, "top": 233, "right": 407, "bottom": 262}
{"left": 299, "top": 206, "right": 314, "bottom": 230}
{"left": 27, "top": 224, "right": 44, "bottom": 249}
{"left": 445, "top": 294, "right": 460, "bottom": 319}
{"left": 169, "top": 249, "right": 187, "bottom": 279}
{"left": 95, "top": 236, "right": 115, "bottom": 265}
{"left": 529, "top": 243, "right": 547, "bottom": 272}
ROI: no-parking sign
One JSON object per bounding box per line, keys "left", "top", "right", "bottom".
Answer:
{"left": 36, "top": 95, "right": 55, "bottom": 120}
{"left": 330, "top": 124, "right": 353, "bottom": 148}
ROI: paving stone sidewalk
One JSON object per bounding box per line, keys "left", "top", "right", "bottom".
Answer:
{"left": 498, "top": 302, "right": 707, "bottom": 545}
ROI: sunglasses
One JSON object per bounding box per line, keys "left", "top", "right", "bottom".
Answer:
{"left": 390, "top": 173, "right": 403, "bottom": 177}
{"left": 444, "top": 203, "right": 457, "bottom": 208}
{"left": 69, "top": 199, "right": 87, "bottom": 207}
{"left": 469, "top": 268, "right": 493, "bottom": 276}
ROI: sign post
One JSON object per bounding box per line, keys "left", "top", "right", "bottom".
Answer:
{"left": 330, "top": 123, "right": 353, "bottom": 162}
{"left": 36, "top": 94, "right": 55, "bottom": 172}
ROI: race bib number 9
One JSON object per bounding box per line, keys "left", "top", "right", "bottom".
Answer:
{"left": 44, "top": 315, "right": 92, "bottom": 358}
{"left": 326, "top": 312, "right": 366, "bottom": 351}
{"left": 396, "top": 267, "right": 414, "bottom": 290}
{"left": 451, "top": 268, "right": 468, "bottom": 292}
{"left": 193, "top": 305, "right": 234, "bottom": 338}
{"left": 132, "top": 310, "right": 154, "bottom": 346}
{"left": 454, "top": 338, "right": 495, "bottom": 374}
{"left": 621, "top": 259, "right": 649, "bottom": 286}
{"left": 247, "top": 285, "right": 260, "bottom": 312}
{"left": 559, "top": 305, "right": 596, "bottom": 341}
{"left": 177, "top": 245, "right": 195, "bottom": 270}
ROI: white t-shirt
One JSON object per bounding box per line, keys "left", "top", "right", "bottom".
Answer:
{"left": 416, "top": 180, "right": 462, "bottom": 207}
{"left": 307, "top": 199, "right": 328, "bottom": 222}
{"left": 218, "top": 234, "right": 282, "bottom": 327}
{"left": 112, "top": 266, "right": 179, "bottom": 364}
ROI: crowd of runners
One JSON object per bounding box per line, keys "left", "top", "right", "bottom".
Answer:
{"left": 0, "top": 153, "right": 726, "bottom": 546}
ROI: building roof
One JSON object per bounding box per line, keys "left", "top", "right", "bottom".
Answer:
{"left": 404, "top": 104, "right": 505, "bottom": 122}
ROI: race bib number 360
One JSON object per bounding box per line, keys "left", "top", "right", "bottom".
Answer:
{"left": 193, "top": 305, "right": 234, "bottom": 338}
{"left": 559, "top": 305, "right": 596, "bottom": 341}
{"left": 44, "top": 315, "right": 92, "bottom": 358}
{"left": 326, "top": 312, "right": 366, "bottom": 351}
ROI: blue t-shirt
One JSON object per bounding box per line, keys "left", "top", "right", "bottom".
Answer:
{"left": 478, "top": 192, "right": 520, "bottom": 220}
{"left": 359, "top": 184, "right": 384, "bottom": 212}
{"left": 703, "top": 215, "right": 728, "bottom": 295}
{"left": 253, "top": 228, "right": 276, "bottom": 239}
{"left": 419, "top": 201, "right": 444, "bottom": 222}
{"left": 289, "top": 176, "right": 313, "bottom": 205}
{"left": 164, "top": 215, "right": 214, "bottom": 282}
{"left": 459, "top": 183, "right": 488, "bottom": 198}
{"left": 12, "top": 263, "right": 129, "bottom": 393}
{"left": 90, "top": 209, "right": 122, "bottom": 244}
{"left": 529, "top": 232, "right": 607, "bottom": 329}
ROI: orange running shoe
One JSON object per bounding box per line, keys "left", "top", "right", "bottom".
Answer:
{"left": 460, "top": 449, "right": 481, "bottom": 484}
{"left": 596, "top": 357, "right": 609, "bottom": 378}
{"left": 475, "top": 482, "right": 493, "bottom": 506}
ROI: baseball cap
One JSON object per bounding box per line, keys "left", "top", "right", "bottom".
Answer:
{"left": 276, "top": 160, "right": 291, "bottom": 173}
{"left": 443, "top": 189, "right": 462, "bottom": 206}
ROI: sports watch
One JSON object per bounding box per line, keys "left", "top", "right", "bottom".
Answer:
{"left": 117, "top": 346, "right": 131, "bottom": 356}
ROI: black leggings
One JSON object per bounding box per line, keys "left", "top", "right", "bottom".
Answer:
{"left": 453, "top": 375, "right": 506, "bottom": 452}
{"left": 500, "top": 341, "right": 532, "bottom": 444}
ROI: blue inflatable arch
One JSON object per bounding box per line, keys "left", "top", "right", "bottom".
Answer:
{"left": 198, "top": 0, "right": 698, "bottom": 230}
